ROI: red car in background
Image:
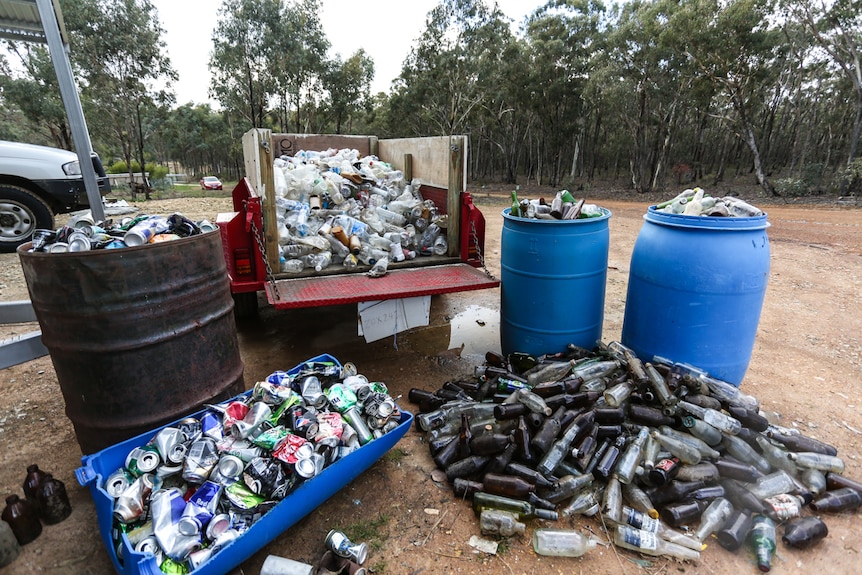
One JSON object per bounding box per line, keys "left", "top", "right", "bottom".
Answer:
{"left": 200, "top": 176, "right": 223, "bottom": 190}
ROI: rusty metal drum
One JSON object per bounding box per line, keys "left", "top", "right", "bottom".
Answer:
{"left": 18, "top": 230, "right": 245, "bottom": 453}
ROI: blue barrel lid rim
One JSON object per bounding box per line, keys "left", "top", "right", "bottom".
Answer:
{"left": 502, "top": 207, "right": 613, "bottom": 222}
{"left": 644, "top": 205, "right": 770, "bottom": 231}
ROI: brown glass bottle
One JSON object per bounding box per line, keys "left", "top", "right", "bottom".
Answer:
{"left": 647, "top": 480, "right": 707, "bottom": 507}
{"left": 2, "top": 495, "right": 42, "bottom": 545}
{"left": 457, "top": 413, "right": 473, "bottom": 460}
{"left": 714, "top": 456, "right": 763, "bottom": 483}
{"left": 22, "top": 464, "right": 48, "bottom": 513}
{"left": 825, "top": 471, "right": 862, "bottom": 494}
{"left": 432, "top": 436, "right": 461, "bottom": 470}
{"left": 767, "top": 431, "right": 838, "bottom": 456}
{"left": 532, "top": 379, "right": 580, "bottom": 398}
{"left": 649, "top": 457, "right": 681, "bottom": 486}
{"left": 482, "top": 472, "right": 536, "bottom": 499}
{"left": 452, "top": 478, "right": 483, "bottom": 499}
{"left": 530, "top": 407, "right": 564, "bottom": 454}
{"left": 407, "top": 388, "right": 445, "bottom": 412}
{"left": 484, "top": 443, "right": 517, "bottom": 475}
{"left": 469, "top": 433, "right": 512, "bottom": 456}
{"left": 36, "top": 474, "right": 72, "bottom": 525}
{"left": 627, "top": 403, "right": 675, "bottom": 427}
{"left": 505, "top": 462, "right": 556, "bottom": 489}
{"left": 445, "top": 455, "right": 490, "bottom": 481}
{"left": 781, "top": 516, "right": 829, "bottom": 548}
{"left": 513, "top": 416, "right": 537, "bottom": 464}
{"left": 494, "top": 402, "right": 528, "bottom": 420}
{"left": 810, "top": 487, "right": 862, "bottom": 513}
{"left": 594, "top": 406, "right": 626, "bottom": 424}
{"left": 659, "top": 498, "right": 709, "bottom": 528}
{"left": 726, "top": 405, "right": 769, "bottom": 432}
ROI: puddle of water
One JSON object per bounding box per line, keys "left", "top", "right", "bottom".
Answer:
{"left": 448, "top": 305, "right": 501, "bottom": 358}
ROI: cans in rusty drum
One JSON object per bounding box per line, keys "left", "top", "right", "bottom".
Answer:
{"left": 17, "top": 230, "right": 245, "bottom": 454}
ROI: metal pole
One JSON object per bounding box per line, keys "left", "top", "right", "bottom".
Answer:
{"left": 35, "top": 0, "right": 105, "bottom": 221}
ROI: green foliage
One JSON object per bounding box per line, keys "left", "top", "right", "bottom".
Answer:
{"left": 772, "top": 177, "right": 809, "bottom": 196}
{"left": 106, "top": 160, "right": 168, "bottom": 180}
{"left": 835, "top": 158, "right": 862, "bottom": 195}
{"left": 341, "top": 513, "right": 389, "bottom": 551}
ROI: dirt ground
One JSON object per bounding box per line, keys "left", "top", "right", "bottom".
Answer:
{"left": 1, "top": 186, "right": 861, "bottom": 575}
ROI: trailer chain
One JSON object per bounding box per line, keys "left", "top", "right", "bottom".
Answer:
{"left": 471, "top": 220, "right": 496, "bottom": 281}
{"left": 250, "top": 216, "right": 281, "bottom": 300}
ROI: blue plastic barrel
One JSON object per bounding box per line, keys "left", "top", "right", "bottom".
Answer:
{"left": 621, "top": 206, "right": 770, "bottom": 386}
{"left": 500, "top": 208, "right": 611, "bottom": 357}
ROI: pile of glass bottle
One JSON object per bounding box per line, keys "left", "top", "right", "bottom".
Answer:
{"left": 410, "top": 341, "right": 860, "bottom": 565}
{"left": 272, "top": 149, "right": 449, "bottom": 275}
{"left": 101, "top": 359, "right": 403, "bottom": 573}
{"left": 656, "top": 188, "right": 764, "bottom": 217}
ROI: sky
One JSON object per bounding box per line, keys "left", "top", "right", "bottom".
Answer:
{"left": 150, "top": 0, "right": 545, "bottom": 107}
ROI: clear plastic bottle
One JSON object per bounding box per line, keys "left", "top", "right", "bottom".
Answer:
{"left": 532, "top": 528, "right": 596, "bottom": 557}
{"left": 282, "top": 259, "right": 304, "bottom": 274}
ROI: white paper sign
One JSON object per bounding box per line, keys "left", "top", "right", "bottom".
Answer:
{"left": 357, "top": 296, "right": 431, "bottom": 343}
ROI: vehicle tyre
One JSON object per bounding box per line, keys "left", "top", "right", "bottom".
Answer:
{"left": 232, "top": 291, "right": 259, "bottom": 319}
{"left": 0, "top": 184, "right": 55, "bottom": 253}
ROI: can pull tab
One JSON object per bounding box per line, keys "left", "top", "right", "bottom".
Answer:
{"left": 75, "top": 464, "right": 97, "bottom": 487}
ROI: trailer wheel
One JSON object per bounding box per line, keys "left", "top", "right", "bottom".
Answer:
{"left": 232, "top": 292, "right": 259, "bottom": 319}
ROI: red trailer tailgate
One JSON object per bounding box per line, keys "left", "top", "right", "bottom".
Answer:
{"left": 265, "top": 263, "right": 499, "bottom": 309}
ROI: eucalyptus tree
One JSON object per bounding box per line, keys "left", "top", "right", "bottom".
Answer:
{"left": 324, "top": 49, "right": 374, "bottom": 134}
{"left": 523, "top": 0, "right": 606, "bottom": 187}
{"left": 670, "top": 0, "right": 785, "bottom": 196}
{"left": 782, "top": 0, "right": 862, "bottom": 171}
{"left": 269, "top": 0, "right": 330, "bottom": 133}
{"left": 210, "top": 0, "right": 283, "bottom": 129}
{"left": 64, "top": 0, "right": 176, "bottom": 197}
{"left": 0, "top": 44, "right": 72, "bottom": 148}
{"left": 390, "top": 0, "right": 510, "bottom": 137}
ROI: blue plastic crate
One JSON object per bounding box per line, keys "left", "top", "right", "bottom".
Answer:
{"left": 76, "top": 354, "right": 413, "bottom": 575}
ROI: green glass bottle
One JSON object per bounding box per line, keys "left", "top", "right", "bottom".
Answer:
{"left": 510, "top": 191, "right": 521, "bottom": 217}
{"left": 472, "top": 492, "right": 558, "bottom": 520}
{"left": 749, "top": 515, "right": 776, "bottom": 572}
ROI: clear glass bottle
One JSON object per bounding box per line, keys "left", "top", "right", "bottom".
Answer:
{"left": 615, "top": 505, "right": 704, "bottom": 551}
{"left": 479, "top": 509, "right": 525, "bottom": 537}
{"left": 787, "top": 452, "right": 845, "bottom": 474}
{"left": 650, "top": 430, "right": 701, "bottom": 465}
{"left": 678, "top": 400, "right": 742, "bottom": 435}
{"left": 748, "top": 469, "right": 797, "bottom": 501}
{"left": 532, "top": 528, "right": 596, "bottom": 557}
{"left": 681, "top": 416, "right": 723, "bottom": 447}
{"left": 516, "top": 389, "right": 552, "bottom": 416}
{"left": 613, "top": 524, "right": 700, "bottom": 560}
{"left": 721, "top": 433, "right": 771, "bottom": 474}
{"left": 603, "top": 380, "right": 634, "bottom": 408}
{"left": 615, "top": 427, "right": 649, "bottom": 484}
{"left": 693, "top": 497, "right": 733, "bottom": 542}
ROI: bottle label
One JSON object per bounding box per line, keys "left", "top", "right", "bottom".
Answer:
{"left": 621, "top": 526, "right": 658, "bottom": 550}
{"left": 764, "top": 494, "right": 800, "bottom": 520}
{"left": 623, "top": 507, "right": 658, "bottom": 532}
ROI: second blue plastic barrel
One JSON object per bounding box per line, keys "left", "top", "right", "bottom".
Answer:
{"left": 500, "top": 208, "right": 612, "bottom": 357}
{"left": 621, "top": 206, "right": 771, "bottom": 386}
